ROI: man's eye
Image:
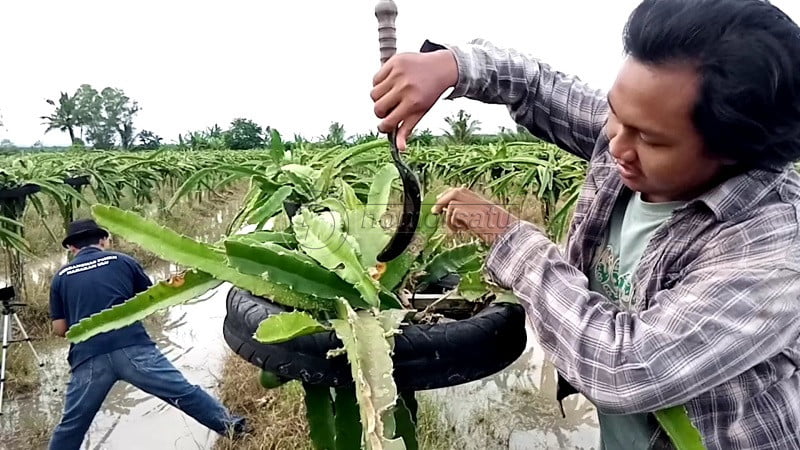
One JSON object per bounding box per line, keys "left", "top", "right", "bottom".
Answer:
{"left": 640, "top": 134, "right": 658, "bottom": 145}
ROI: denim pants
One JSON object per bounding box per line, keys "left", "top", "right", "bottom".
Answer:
{"left": 48, "top": 344, "right": 245, "bottom": 450}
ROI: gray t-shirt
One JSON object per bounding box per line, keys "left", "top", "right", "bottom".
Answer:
{"left": 589, "top": 190, "right": 687, "bottom": 449}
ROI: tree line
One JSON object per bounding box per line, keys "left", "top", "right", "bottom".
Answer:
{"left": 4, "top": 85, "right": 541, "bottom": 153}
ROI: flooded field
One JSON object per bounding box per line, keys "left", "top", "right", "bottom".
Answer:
{"left": 1, "top": 209, "right": 600, "bottom": 449}
{"left": 1, "top": 265, "right": 235, "bottom": 450}
{"left": 2, "top": 289, "right": 600, "bottom": 450}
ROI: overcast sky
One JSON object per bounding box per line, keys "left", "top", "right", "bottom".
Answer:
{"left": 1, "top": 0, "right": 799, "bottom": 147}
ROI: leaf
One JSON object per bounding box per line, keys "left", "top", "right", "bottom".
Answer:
{"left": 281, "top": 163, "right": 319, "bottom": 181}
{"left": 333, "top": 165, "right": 401, "bottom": 268}
{"left": 347, "top": 209, "right": 392, "bottom": 269}
{"left": 547, "top": 186, "right": 580, "bottom": 242}
{"left": 323, "top": 178, "right": 392, "bottom": 268}
{"left": 380, "top": 187, "right": 447, "bottom": 290}
{"left": 319, "top": 198, "right": 348, "bottom": 218}
{"left": 27, "top": 195, "right": 60, "bottom": 244}
{"left": 0, "top": 215, "right": 33, "bottom": 255}
{"left": 253, "top": 311, "right": 328, "bottom": 344}
{"left": 655, "top": 405, "right": 707, "bottom": 450}
{"left": 0, "top": 215, "right": 25, "bottom": 229}
{"left": 457, "top": 270, "right": 487, "bottom": 301}
{"left": 339, "top": 179, "right": 364, "bottom": 210}
{"left": 229, "top": 181, "right": 277, "bottom": 233}
{"left": 30, "top": 178, "right": 91, "bottom": 212}
{"left": 292, "top": 208, "right": 381, "bottom": 308}
{"left": 365, "top": 163, "right": 399, "bottom": 224}
{"left": 225, "top": 225, "right": 402, "bottom": 309}
{"left": 91, "top": 204, "right": 329, "bottom": 311}
{"left": 245, "top": 185, "right": 292, "bottom": 228}
{"left": 329, "top": 300, "right": 406, "bottom": 450}
{"left": 270, "top": 129, "right": 285, "bottom": 164}
{"left": 227, "top": 230, "right": 297, "bottom": 248}
{"left": 281, "top": 164, "right": 319, "bottom": 199}
{"left": 304, "top": 384, "right": 336, "bottom": 450}
{"left": 393, "top": 394, "right": 419, "bottom": 450}
{"left": 419, "top": 243, "right": 482, "bottom": 286}
{"left": 378, "top": 287, "right": 404, "bottom": 311}
{"left": 167, "top": 165, "right": 276, "bottom": 209}
{"left": 334, "top": 387, "right": 363, "bottom": 450}
{"left": 378, "top": 309, "right": 410, "bottom": 342}
{"left": 225, "top": 241, "right": 369, "bottom": 307}
{"left": 66, "top": 270, "right": 222, "bottom": 344}
{"left": 315, "top": 139, "right": 389, "bottom": 195}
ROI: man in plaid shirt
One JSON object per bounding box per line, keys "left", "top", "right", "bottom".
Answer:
{"left": 372, "top": 0, "right": 800, "bottom": 448}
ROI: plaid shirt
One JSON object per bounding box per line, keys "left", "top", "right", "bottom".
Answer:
{"left": 443, "top": 38, "right": 800, "bottom": 449}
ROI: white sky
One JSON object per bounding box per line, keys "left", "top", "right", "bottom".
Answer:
{"left": 1, "top": 0, "right": 799, "bottom": 147}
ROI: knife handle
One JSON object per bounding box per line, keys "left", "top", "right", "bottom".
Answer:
{"left": 375, "top": 0, "right": 398, "bottom": 64}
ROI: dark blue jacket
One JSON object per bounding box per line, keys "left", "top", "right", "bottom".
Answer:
{"left": 50, "top": 246, "right": 155, "bottom": 369}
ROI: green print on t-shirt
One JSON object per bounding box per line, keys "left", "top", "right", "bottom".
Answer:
{"left": 593, "top": 243, "right": 634, "bottom": 309}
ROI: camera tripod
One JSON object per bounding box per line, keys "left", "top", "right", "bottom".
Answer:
{"left": 0, "top": 285, "right": 44, "bottom": 416}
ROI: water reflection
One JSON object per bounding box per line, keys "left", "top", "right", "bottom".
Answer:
{"left": 2, "top": 280, "right": 601, "bottom": 450}
{"left": 0, "top": 272, "right": 234, "bottom": 450}
{"left": 421, "top": 323, "right": 600, "bottom": 450}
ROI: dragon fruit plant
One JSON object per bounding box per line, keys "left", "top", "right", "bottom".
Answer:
{"left": 64, "top": 139, "right": 514, "bottom": 450}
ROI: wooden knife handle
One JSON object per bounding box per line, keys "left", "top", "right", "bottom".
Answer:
{"left": 375, "top": 0, "right": 398, "bottom": 64}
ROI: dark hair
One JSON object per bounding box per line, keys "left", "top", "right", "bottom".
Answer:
{"left": 69, "top": 233, "right": 104, "bottom": 249}
{"left": 623, "top": 0, "right": 800, "bottom": 170}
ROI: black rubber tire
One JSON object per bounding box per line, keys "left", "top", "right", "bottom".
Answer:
{"left": 222, "top": 286, "right": 528, "bottom": 391}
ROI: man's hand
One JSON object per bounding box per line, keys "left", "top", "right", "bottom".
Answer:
{"left": 431, "top": 187, "right": 518, "bottom": 245}
{"left": 52, "top": 319, "right": 68, "bottom": 338}
{"left": 371, "top": 49, "right": 459, "bottom": 151}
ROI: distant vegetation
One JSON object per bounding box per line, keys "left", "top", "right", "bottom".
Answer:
{"left": 0, "top": 83, "right": 542, "bottom": 154}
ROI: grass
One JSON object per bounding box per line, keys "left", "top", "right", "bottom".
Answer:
{"left": 212, "top": 352, "right": 459, "bottom": 449}
{"left": 3, "top": 346, "right": 41, "bottom": 397}
{"left": 1, "top": 412, "right": 56, "bottom": 450}
{"left": 213, "top": 352, "right": 313, "bottom": 450}
{"left": 416, "top": 395, "right": 460, "bottom": 449}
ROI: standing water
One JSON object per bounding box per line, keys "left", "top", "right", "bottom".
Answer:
{"left": 2, "top": 211, "right": 601, "bottom": 449}
{"left": 2, "top": 282, "right": 601, "bottom": 449}
{"left": 1, "top": 200, "right": 249, "bottom": 449}
{"left": 1, "top": 267, "right": 235, "bottom": 450}
{"left": 420, "top": 322, "right": 600, "bottom": 449}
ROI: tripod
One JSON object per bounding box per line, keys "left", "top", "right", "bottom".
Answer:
{"left": 0, "top": 285, "right": 44, "bottom": 416}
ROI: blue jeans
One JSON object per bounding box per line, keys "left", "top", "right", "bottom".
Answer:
{"left": 48, "top": 344, "right": 246, "bottom": 450}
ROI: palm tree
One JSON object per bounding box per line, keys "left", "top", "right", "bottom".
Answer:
{"left": 443, "top": 109, "right": 481, "bottom": 145}
{"left": 322, "top": 121, "right": 347, "bottom": 146}
{"left": 41, "top": 92, "right": 80, "bottom": 144}
{"left": 499, "top": 124, "right": 539, "bottom": 143}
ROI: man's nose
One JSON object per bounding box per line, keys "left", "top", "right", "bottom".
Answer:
{"left": 609, "top": 130, "right": 637, "bottom": 163}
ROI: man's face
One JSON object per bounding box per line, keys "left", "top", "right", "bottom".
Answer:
{"left": 606, "top": 57, "right": 728, "bottom": 203}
